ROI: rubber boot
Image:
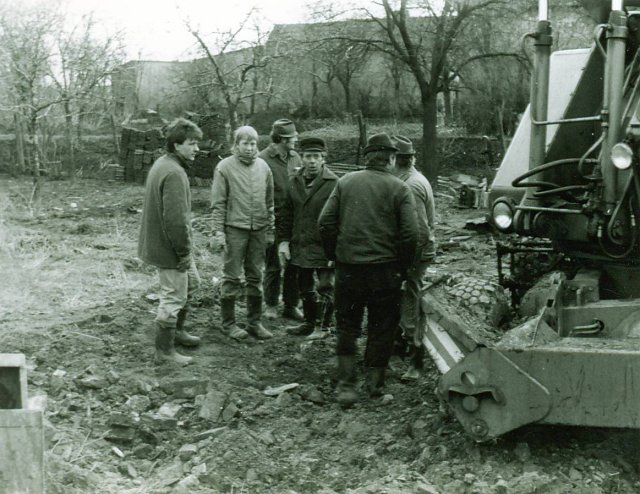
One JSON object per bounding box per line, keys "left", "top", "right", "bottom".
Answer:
{"left": 220, "top": 298, "right": 248, "bottom": 340}
{"left": 365, "top": 367, "right": 386, "bottom": 397}
{"left": 336, "top": 355, "right": 358, "bottom": 406}
{"left": 282, "top": 305, "right": 304, "bottom": 321}
{"left": 246, "top": 295, "right": 273, "bottom": 339}
{"left": 154, "top": 323, "right": 193, "bottom": 365}
{"left": 320, "top": 298, "right": 334, "bottom": 332}
{"left": 175, "top": 308, "right": 201, "bottom": 347}
{"left": 288, "top": 296, "right": 317, "bottom": 336}
{"left": 402, "top": 344, "right": 424, "bottom": 381}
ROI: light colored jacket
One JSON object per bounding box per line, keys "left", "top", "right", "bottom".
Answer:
{"left": 396, "top": 166, "right": 436, "bottom": 261}
{"left": 211, "top": 154, "right": 275, "bottom": 233}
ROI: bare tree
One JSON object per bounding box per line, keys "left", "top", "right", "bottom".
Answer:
{"left": 186, "top": 10, "right": 273, "bottom": 140}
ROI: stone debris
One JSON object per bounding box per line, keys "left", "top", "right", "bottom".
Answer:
{"left": 157, "top": 402, "right": 182, "bottom": 419}
{"left": 263, "top": 382, "right": 300, "bottom": 396}
{"left": 196, "top": 390, "right": 227, "bottom": 421}
{"left": 125, "top": 394, "right": 151, "bottom": 413}
{"left": 178, "top": 443, "right": 198, "bottom": 462}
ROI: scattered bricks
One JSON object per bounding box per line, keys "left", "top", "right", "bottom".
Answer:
{"left": 125, "top": 395, "right": 151, "bottom": 413}
{"left": 193, "top": 426, "right": 227, "bottom": 442}
{"left": 106, "top": 412, "right": 138, "bottom": 444}
{"left": 178, "top": 443, "right": 198, "bottom": 462}
{"left": 160, "top": 378, "right": 206, "bottom": 399}
{"left": 196, "top": 390, "right": 227, "bottom": 421}
{"left": 221, "top": 403, "right": 239, "bottom": 422}
{"left": 157, "top": 402, "right": 182, "bottom": 419}
{"left": 141, "top": 412, "right": 178, "bottom": 431}
{"left": 132, "top": 444, "right": 154, "bottom": 459}
{"left": 75, "top": 375, "right": 107, "bottom": 390}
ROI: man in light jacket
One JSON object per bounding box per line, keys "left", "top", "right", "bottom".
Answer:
{"left": 211, "top": 126, "right": 275, "bottom": 340}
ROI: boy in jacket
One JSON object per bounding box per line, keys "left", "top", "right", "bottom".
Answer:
{"left": 211, "top": 126, "right": 275, "bottom": 340}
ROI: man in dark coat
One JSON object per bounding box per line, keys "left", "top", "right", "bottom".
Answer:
{"left": 138, "top": 118, "right": 203, "bottom": 365}
{"left": 259, "top": 119, "right": 303, "bottom": 321}
{"left": 278, "top": 137, "right": 338, "bottom": 340}
{"left": 318, "top": 133, "right": 419, "bottom": 406}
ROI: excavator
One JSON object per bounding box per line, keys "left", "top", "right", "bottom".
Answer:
{"left": 425, "top": 0, "right": 640, "bottom": 441}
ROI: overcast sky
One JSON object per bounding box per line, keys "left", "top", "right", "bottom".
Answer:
{"left": 49, "top": 0, "right": 379, "bottom": 61}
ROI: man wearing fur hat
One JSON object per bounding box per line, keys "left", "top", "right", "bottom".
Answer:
{"left": 278, "top": 137, "right": 338, "bottom": 340}
{"left": 392, "top": 135, "right": 436, "bottom": 380}
{"left": 318, "top": 133, "right": 418, "bottom": 406}
{"left": 259, "top": 119, "right": 304, "bottom": 322}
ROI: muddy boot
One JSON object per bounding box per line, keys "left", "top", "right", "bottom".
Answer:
{"left": 306, "top": 327, "right": 329, "bottom": 340}
{"left": 246, "top": 295, "right": 273, "bottom": 339}
{"left": 175, "top": 308, "right": 201, "bottom": 347}
{"left": 220, "top": 297, "right": 248, "bottom": 340}
{"left": 288, "top": 296, "right": 317, "bottom": 336}
{"left": 336, "top": 355, "right": 358, "bottom": 407}
{"left": 402, "top": 344, "right": 424, "bottom": 381}
{"left": 282, "top": 305, "right": 304, "bottom": 321}
{"left": 154, "top": 323, "right": 193, "bottom": 365}
{"left": 364, "top": 367, "right": 386, "bottom": 397}
{"left": 320, "top": 298, "right": 334, "bottom": 333}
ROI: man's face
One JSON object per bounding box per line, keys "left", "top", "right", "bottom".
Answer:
{"left": 282, "top": 136, "right": 297, "bottom": 151}
{"left": 237, "top": 137, "right": 257, "bottom": 156}
{"left": 388, "top": 153, "right": 397, "bottom": 171}
{"left": 302, "top": 151, "right": 324, "bottom": 177}
{"left": 174, "top": 138, "right": 199, "bottom": 161}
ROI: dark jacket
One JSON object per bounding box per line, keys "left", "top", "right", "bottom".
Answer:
{"left": 279, "top": 166, "right": 339, "bottom": 268}
{"left": 258, "top": 143, "right": 302, "bottom": 232}
{"left": 396, "top": 166, "right": 436, "bottom": 261}
{"left": 138, "top": 153, "right": 192, "bottom": 269}
{"left": 318, "top": 166, "right": 418, "bottom": 269}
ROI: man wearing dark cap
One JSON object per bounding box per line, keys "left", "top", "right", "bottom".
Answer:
{"left": 392, "top": 135, "right": 436, "bottom": 380}
{"left": 318, "top": 133, "right": 418, "bottom": 406}
{"left": 259, "top": 119, "right": 304, "bottom": 322}
{"left": 278, "top": 137, "right": 338, "bottom": 340}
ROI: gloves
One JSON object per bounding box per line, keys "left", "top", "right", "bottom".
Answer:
{"left": 176, "top": 255, "right": 192, "bottom": 273}
{"left": 278, "top": 241, "right": 291, "bottom": 267}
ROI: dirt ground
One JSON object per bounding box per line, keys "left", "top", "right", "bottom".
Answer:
{"left": 2, "top": 175, "right": 640, "bottom": 494}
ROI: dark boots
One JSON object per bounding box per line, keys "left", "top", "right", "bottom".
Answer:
{"left": 336, "top": 355, "right": 358, "bottom": 406}
{"left": 175, "top": 308, "right": 201, "bottom": 347}
{"left": 365, "top": 367, "right": 386, "bottom": 397}
{"left": 155, "top": 323, "right": 192, "bottom": 365}
{"left": 287, "top": 296, "right": 317, "bottom": 336}
{"left": 246, "top": 295, "right": 273, "bottom": 339}
{"left": 220, "top": 297, "right": 248, "bottom": 340}
{"left": 402, "top": 344, "right": 425, "bottom": 381}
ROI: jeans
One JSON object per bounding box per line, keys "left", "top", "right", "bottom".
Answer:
{"left": 334, "top": 263, "right": 403, "bottom": 368}
{"left": 264, "top": 241, "right": 299, "bottom": 308}
{"left": 156, "top": 260, "right": 200, "bottom": 327}
{"left": 220, "top": 226, "right": 268, "bottom": 299}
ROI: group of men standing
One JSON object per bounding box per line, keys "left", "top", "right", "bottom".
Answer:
{"left": 138, "top": 117, "right": 435, "bottom": 406}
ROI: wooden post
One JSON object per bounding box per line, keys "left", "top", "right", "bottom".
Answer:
{"left": 0, "top": 353, "right": 45, "bottom": 494}
{"left": 14, "top": 114, "right": 25, "bottom": 175}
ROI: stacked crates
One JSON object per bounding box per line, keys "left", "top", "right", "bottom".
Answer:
{"left": 120, "top": 127, "right": 164, "bottom": 184}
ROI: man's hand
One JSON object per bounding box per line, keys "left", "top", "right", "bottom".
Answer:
{"left": 176, "top": 255, "right": 191, "bottom": 273}
{"left": 327, "top": 260, "right": 335, "bottom": 268}
{"left": 278, "top": 241, "right": 291, "bottom": 267}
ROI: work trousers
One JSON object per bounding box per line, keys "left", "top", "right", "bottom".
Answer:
{"left": 399, "top": 261, "right": 431, "bottom": 346}
{"left": 334, "top": 263, "right": 403, "bottom": 368}
{"left": 156, "top": 260, "right": 200, "bottom": 327}
{"left": 220, "top": 226, "right": 268, "bottom": 299}
{"left": 264, "top": 241, "right": 299, "bottom": 308}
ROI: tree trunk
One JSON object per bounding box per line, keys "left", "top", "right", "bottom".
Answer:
{"left": 64, "top": 98, "right": 74, "bottom": 175}
{"left": 443, "top": 88, "right": 453, "bottom": 127}
{"left": 420, "top": 93, "right": 439, "bottom": 185}
{"left": 14, "top": 113, "right": 25, "bottom": 175}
